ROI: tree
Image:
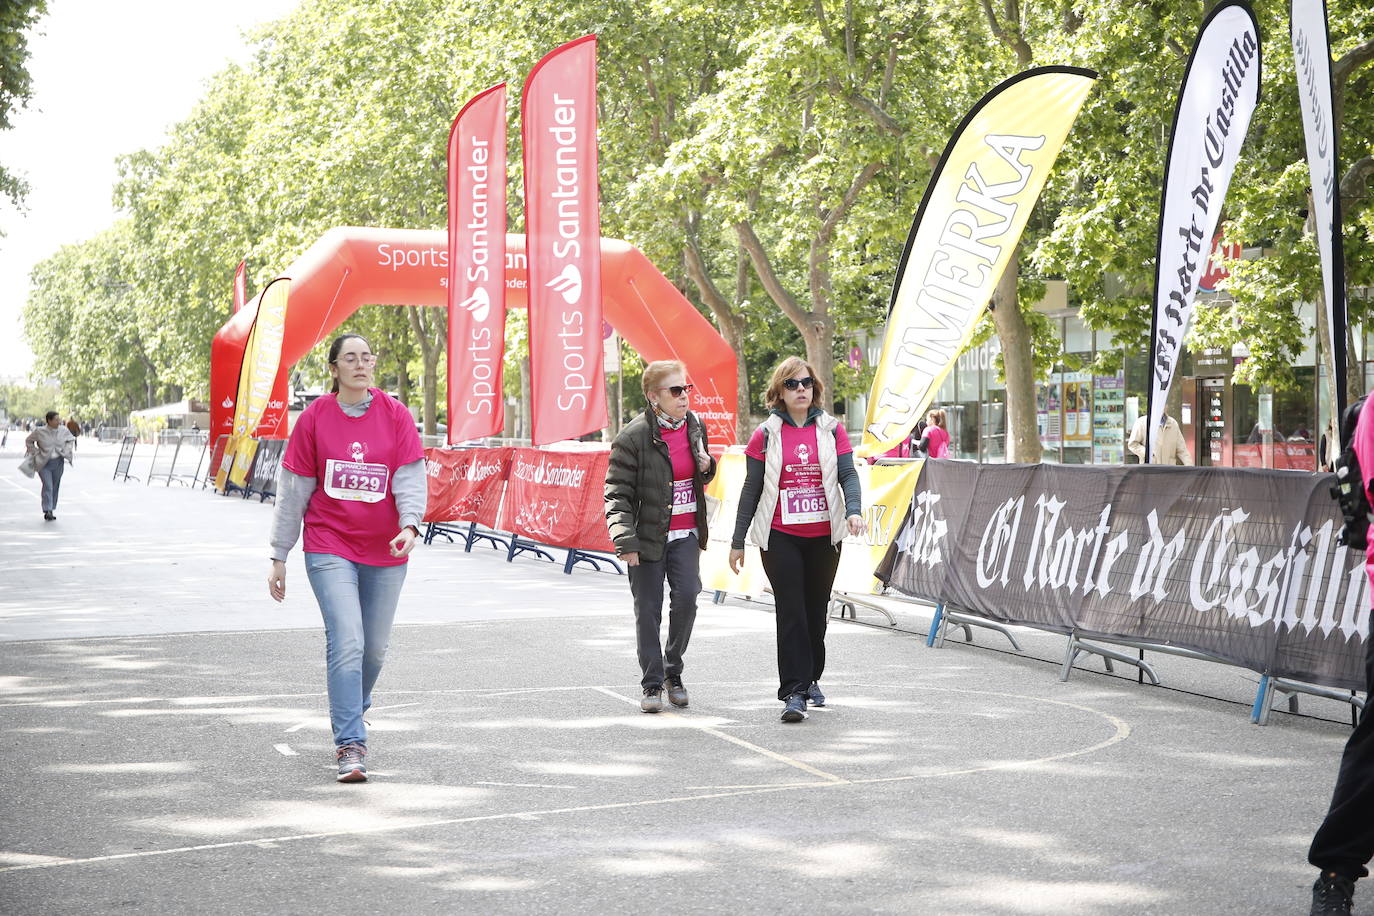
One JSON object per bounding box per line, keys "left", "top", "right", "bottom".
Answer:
{"left": 0, "top": 0, "right": 47, "bottom": 214}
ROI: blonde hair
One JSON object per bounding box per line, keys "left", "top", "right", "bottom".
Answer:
{"left": 642, "top": 359, "right": 687, "bottom": 399}
{"left": 927, "top": 408, "right": 947, "bottom": 430}
{"left": 764, "top": 356, "right": 824, "bottom": 409}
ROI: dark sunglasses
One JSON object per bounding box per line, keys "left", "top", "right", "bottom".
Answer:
{"left": 783, "top": 377, "right": 815, "bottom": 391}
{"left": 658, "top": 384, "right": 694, "bottom": 397}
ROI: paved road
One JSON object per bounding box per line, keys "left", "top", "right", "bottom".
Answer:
{"left": 0, "top": 438, "right": 1359, "bottom": 914}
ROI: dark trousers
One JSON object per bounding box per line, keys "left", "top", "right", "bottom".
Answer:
{"left": 38, "top": 457, "right": 64, "bottom": 513}
{"left": 628, "top": 534, "right": 701, "bottom": 690}
{"left": 1310, "top": 636, "right": 1374, "bottom": 879}
{"left": 759, "top": 530, "right": 841, "bottom": 701}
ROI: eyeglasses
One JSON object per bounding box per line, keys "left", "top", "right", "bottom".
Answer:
{"left": 334, "top": 354, "right": 377, "bottom": 368}
{"left": 658, "top": 384, "right": 694, "bottom": 397}
{"left": 783, "top": 377, "right": 814, "bottom": 391}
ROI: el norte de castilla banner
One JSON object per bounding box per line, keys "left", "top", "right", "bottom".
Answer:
{"left": 218, "top": 277, "right": 290, "bottom": 491}
{"left": 1148, "top": 0, "right": 1261, "bottom": 460}
{"left": 860, "top": 66, "right": 1096, "bottom": 458}
{"left": 877, "top": 461, "right": 1367, "bottom": 691}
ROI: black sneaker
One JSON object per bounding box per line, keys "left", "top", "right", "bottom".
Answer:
{"left": 781, "top": 693, "right": 807, "bottom": 722}
{"left": 335, "top": 744, "right": 367, "bottom": 782}
{"left": 663, "top": 676, "right": 689, "bottom": 707}
{"left": 1311, "top": 872, "right": 1354, "bottom": 916}
{"left": 806, "top": 681, "right": 826, "bottom": 707}
{"left": 43, "top": 511, "right": 53, "bottom": 521}
{"left": 641, "top": 686, "right": 664, "bottom": 713}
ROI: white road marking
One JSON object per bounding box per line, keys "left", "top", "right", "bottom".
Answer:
{"left": 589, "top": 686, "right": 848, "bottom": 784}
{"left": 273, "top": 744, "right": 298, "bottom": 757}
{"left": 474, "top": 781, "right": 577, "bottom": 790}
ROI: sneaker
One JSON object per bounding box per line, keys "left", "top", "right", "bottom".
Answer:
{"left": 806, "top": 681, "right": 826, "bottom": 707}
{"left": 335, "top": 744, "right": 367, "bottom": 782}
{"left": 1311, "top": 872, "right": 1354, "bottom": 916}
{"left": 42, "top": 511, "right": 53, "bottom": 521}
{"left": 663, "top": 676, "right": 689, "bottom": 707}
{"left": 641, "top": 686, "right": 664, "bottom": 713}
{"left": 781, "top": 693, "right": 808, "bottom": 722}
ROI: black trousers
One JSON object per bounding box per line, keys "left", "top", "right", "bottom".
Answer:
{"left": 759, "top": 530, "right": 841, "bottom": 701}
{"left": 627, "top": 534, "right": 701, "bottom": 690}
{"left": 1310, "top": 635, "right": 1374, "bottom": 879}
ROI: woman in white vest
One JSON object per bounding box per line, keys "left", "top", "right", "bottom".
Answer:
{"left": 728, "top": 357, "right": 865, "bottom": 722}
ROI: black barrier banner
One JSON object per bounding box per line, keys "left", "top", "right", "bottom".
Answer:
{"left": 248, "top": 439, "right": 286, "bottom": 499}
{"left": 877, "top": 462, "right": 1368, "bottom": 690}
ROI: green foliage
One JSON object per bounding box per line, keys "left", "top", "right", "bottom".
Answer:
{"left": 0, "top": 0, "right": 47, "bottom": 211}
{"left": 20, "top": 0, "right": 1374, "bottom": 435}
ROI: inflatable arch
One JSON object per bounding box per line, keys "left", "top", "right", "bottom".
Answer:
{"left": 211, "top": 227, "right": 738, "bottom": 446}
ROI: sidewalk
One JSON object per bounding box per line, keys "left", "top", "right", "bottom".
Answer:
{"left": 0, "top": 439, "right": 1358, "bottom": 914}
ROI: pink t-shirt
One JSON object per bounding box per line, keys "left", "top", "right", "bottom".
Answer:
{"left": 663, "top": 423, "right": 698, "bottom": 532}
{"left": 924, "top": 425, "right": 950, "bottom": 459}
{"left": 746, "top": 420, "right": 853, "bottom": 539}
{"left": 1353, "top": 394, "right": 1374, "bottom": 572}
{"left": 282, "top": 389, "right": 426, "bottom": 567}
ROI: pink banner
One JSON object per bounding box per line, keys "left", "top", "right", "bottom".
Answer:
{"left": 521, "top": 35, "right": 606, "bottom": 445}
{"left": 447, "top": 84, "right": 508, "bottom": 443}
{"left": 423, "top": 447, "right": 512, "bottom": 529}
{"left": 499, "top": 448, "right": 614, "bottom": 551}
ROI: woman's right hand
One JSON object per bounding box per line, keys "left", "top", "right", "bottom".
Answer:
{"left": 268, "top": 560, "right": 286, "bottom": 602}
{"left": 728, "top": 548, "right": 745, "bottom": 574}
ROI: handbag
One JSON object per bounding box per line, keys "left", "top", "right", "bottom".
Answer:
{"left": 18, "top": 453, "right": 37, "bottom": 478}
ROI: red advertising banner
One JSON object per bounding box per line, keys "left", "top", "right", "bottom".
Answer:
{"left": 499, "top": 448, "right": 613, "bottom": 550}
{"left": 232, "top": 259, "right": 247, "bottom": 314}
{"left": 423, "top": 446, "right": 511, "bottom": 529}
{"left": 447, "top": 84, "right": 508, "bottom": 444}
{"left": 521, "top": 35, "right": 607, "bottom": 445}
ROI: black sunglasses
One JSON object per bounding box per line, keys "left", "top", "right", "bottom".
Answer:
{"left": 658, "top": 384, "right": 694, "bottom": 397}
{"left": 783, "top": 377, "right": 815, "bottom": 391}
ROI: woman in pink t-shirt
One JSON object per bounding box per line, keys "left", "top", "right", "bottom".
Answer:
{"left": 728, "top": 357, "right": 866, "bottom": 722}
{"left": 920, "top": 408, "right": 951, "bottom": 459}
{"left": 605, "top": 360, "right": 716, "bottom": 712}
{"left": 266, "top": 333, "right": 426, "bottom": 783}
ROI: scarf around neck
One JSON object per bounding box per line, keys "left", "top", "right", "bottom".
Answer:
{"left": 653, "top": 405, "right": 686, "bottom": 431}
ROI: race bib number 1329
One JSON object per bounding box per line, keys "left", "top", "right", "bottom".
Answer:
{"left": 324, "top": 459, "right": 389, "bottom": 503}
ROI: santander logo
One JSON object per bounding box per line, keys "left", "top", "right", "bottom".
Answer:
{"left": 458, "top": 287, "right": 491, "bottom": 322}
{"left": 221, "top": 397, "right": 235, "bottom": 409}
{"left": 546, "top": 264, "right": 582, "bottom": 305}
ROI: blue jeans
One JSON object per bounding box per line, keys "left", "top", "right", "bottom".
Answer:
{"left": 38, "top": 457, "right": 64, "bottom": 512}
{"left": 304, "top": 552, "right": 407, "bottom": 748}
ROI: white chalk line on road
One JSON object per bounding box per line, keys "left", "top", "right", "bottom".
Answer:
{"left": 272, "top": 744, "right": 298, "bottom": 757}
{"left": 0, "top": 706, "right": 1129, "bottom": 876}
{"left": 0, "top": 683, "right": 1130, "bottom": 874}
{"left": 589, "top": 685, "right": 848, "bottom": 784}
{"left": 1, "top": 476, "right": 37, "bottom": 501}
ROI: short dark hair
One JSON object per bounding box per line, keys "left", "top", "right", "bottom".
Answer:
{"left": 44, "top": 410, "right": 59, "bottom": 422}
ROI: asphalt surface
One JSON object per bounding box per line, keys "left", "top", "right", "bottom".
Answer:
{"left": 0, "top": 437, "right": 1363, "bottom": 914}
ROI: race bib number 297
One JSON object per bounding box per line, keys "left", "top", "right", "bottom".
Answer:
{"left": 324, "top": 459, "right": 389, "bottom": 503}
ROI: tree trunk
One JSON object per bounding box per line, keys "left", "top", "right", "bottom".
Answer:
{"left": 405, "top": 305, "right": 445, "bottom": 435}
{"left": 990, "top": 252, "right": 1040, "bottom": 463}
{"left": 519, "top": 356, "right": 531, "bottom": 442}
{"left": 682, "top": 227, "right": 751, "bottom": 442}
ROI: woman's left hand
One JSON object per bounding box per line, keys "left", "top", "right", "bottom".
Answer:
{"left": 847, "top": 514, "right": 866, "bottom": 536}
{"left": 389, "top": 527, "right": 418, "bottom": 558}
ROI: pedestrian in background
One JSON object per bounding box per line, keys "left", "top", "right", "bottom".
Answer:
{"left": 1127, "top": 413, "right": 1191, "bottom": 465}
{"left": 605, "top": 359, "right": 716, "bottom": 713}
{"left": 25, "top": 411, "right": 75, "bottom": 521}
{"left": 919, "top": 409, "right": 951, "bottom": 459}
{"left": 729, "top": 357, "right": 865, "bottom": 722}
{"left": 266, "top": 333, "right": 426, "bottom": 783}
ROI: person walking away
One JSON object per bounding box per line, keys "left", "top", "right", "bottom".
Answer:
{"left": 728, "top": 357, "right": 865, "bottom": 722}
{"left": 605, "top": 360, "right": 716, "bottom": 712}
{"left": 266, "top": 333, "right": 426, "bottom": 783}
{"left": 1307, "top": 394, "right": 1374, "bottom": 915}
{"left": 919, "top": 409, "right": 951, "bottom": 459}
{"left": 1127, "top": 413, "right": 1191, "bottom": 465}
{"left": 25, "top": 411, "right": 75, "bottom": 521}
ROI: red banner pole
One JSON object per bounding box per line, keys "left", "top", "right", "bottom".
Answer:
{"left": 521, "top": 35, "right": 607, "bottom": 445}
{"left": 447, "top": 84, "right": 509, "bottom": 444}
